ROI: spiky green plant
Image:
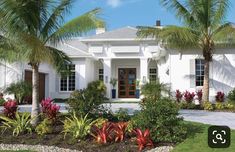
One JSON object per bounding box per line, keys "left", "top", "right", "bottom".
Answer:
{"left": 137, "top": 0, "right": 235, "bottom": 102}
{"left": 0, "top": 112, "right": 33, "bottom": 136}
{"left": 0, "top": 0, "right": 105, "bottom": 125}
{"left": 62, "top": 113, "right": 95, "bottom": 139}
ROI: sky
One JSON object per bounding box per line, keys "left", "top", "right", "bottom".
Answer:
{"left": 68, "top": 0, "right": 235, "bottom": 31}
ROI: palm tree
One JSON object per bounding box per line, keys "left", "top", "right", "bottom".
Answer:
{"left": 0, "top": 0, "right": 104, "bottom": 125}
{"left": 137, "top": 0, "right": 235, "bottom": 102}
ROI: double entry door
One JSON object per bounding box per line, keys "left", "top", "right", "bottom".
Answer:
{"left": 118, "top": 68, "right": 136, "bottom": 98}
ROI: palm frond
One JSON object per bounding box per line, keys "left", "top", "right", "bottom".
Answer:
{"left": 46, "top": 46, "right": 71, "bottom": 76}
{"left": 137, "top": 25, "right": 199, "bottom": 50}
{"left": 47, "top": 8, "right": 105, "bottom": 45}
{"left": 40, "top": 0, "right": 73, "bottom": 40}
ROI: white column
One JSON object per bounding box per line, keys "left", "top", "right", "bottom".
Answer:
{"left": 103, "top": 58, "right": 112, "bottom": 98}
{"left": 140, "top": 58, "right": 148, "bottom": 84}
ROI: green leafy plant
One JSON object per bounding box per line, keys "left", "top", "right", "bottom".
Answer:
{"left": 35, "top": 118, "right": 53, "bottom": 136}
{"left": 62, "top": 113, "right": 95, "bottom": 139}
{"left": 4, "top": 81, "right": 32, "bottom": 104}
{"left": 110, "top": 78, "right": 117, "bottom": 88}
{"left": 132, "top": 98, "right": 187, "bottom": 143}
{"left": 115, "top": 108, "right": 131, "bottom": 122}
{"left": 224, "top": 103, "right": 235, "bottom": 110}
{"left": 67, "top": 80, "right": 107, "bottom": 116}
{"left": 0, "top": 98, "right": 5, "bottom": 106}
{"left": 93, "top": 117, "right": 108, "bottom": 128}
{"left": 203, "top": 101, "right": 214, "bottom": 111}
{"left": 228, "top": 88, "right": 235, "bottom": 103}
{"left": 0, "top": 112, "right": 32, "bottom": 136}
{"left": 141, "top": 82, "right": 169, "bottom": 101}
{"left": 215, "top": 102, "right": 225, "bottom": 110}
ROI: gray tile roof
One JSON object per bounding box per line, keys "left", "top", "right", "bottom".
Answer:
{"left": 81, "top": 26, "right": 144, "bottom": 41}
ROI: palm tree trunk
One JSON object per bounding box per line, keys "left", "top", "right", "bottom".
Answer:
{"left": 202, "top": 60, "right": 210, "bottom": 102}
{"left": 31, "top": 64, "right": 40, "bottom": 126}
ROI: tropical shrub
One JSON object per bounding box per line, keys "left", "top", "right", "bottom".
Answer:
{"left": 133, "top": 129, "right": 153, "bottom": 151}
{"left": 175, "top": 90, "right": 183, "bottom": 103}
{"left": 215, "top": 102, "right": 224, "bottom": 110}
{"left": 141, "top": 82, "right": 169, "bottom": 100}
{"left": 224, "top": 103, "right": 235, "bottom": 110}
{"left": 132, "top": 98, "right": 187, "bottom": 143}
{"left": 183, "top": 91, "right": 195, "bottom": 103}
{"left": 63, "top": 113, "right": 95, "bottom": 139}
{"left": 0, "top": 112, "right": 32, "bottom": 136}
{"left": 113, "top": 122, "right": 128, "bottom": 142}
{"left": 215, "top": 91, "right": 225, "bottom": 102}
{"left": 3, "top": 99, "right": 18, "bottom": 118}
{"left": 196, "top": 90, "right": 203, "bottom": 103}
{"left": 115, "top": 108, "right": 131, "bottom": 122}
{"left": 41, "top": 98, "right": 60, "bottom": 121}
{"left": 93, "top": 117, "right": 108, "bottom": 128}
{"left": 179, "top": 102, "right": 196, "bottom": 109}
{"left": 67, "top": 80, "right": 107, "bottom": 116}
{"left": 4, "top": 81, "right": 32, "bottom": 104}
{"left": 203, "top": 101, "right": 214, "bottom": 111}
{"left": 228, "top": 88, "right": 235, "bottom": 102}
{"left": 35, "top": 118, "right": 53, "bottom": 136}
{"left": 0, "top": 98, "right": 5, "bottom": 106}
{"left": 91, "top": 122, "right": 113, "bottom": 144}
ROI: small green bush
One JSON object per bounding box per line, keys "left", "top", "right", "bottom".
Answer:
{"left": 115, "top": 108, "right": 131, "bottom": 122}
{"left": 0, "top": 112, "right": 32, "bottom": 136}
{"left": 228, "top": 88, "right": 235, "bottom": 103}
{"left": 0, "top": 98, "right": 5, "bottom": 106}
{"left": 215, "top": 102, "right": 225, "bottom": 110}
{"left": 132, "top": 98, "right": 187, "bottom": 143}
{"left": 141, "top": 82, "right": 169, "bottom": 100}
{"left": 62, "top": 113, "right": 95, "bottom": 139}
{"left": 224, "top": 102, "right": 235, "bottom": 109}
{"left": 203, "top": 101, "right": 214, "bottom": 111}
{"left": 35, "top": 118, "right": 53, "bottom": 136}
{"left": 179, "top": 102, "right": 197, "bottom": 109}
{"left": 67, "top": 80, "right": 107, "bottom": 116}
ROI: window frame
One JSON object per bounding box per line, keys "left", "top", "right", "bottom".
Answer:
{"left": 149, "top": 67, "right": 158, "bottom": 83}
{"left": 98, "top": 68, "right": 104, "bottom": 81}
{"left": 195, "top": 59, "right": 205, "bottom": 87}
{"left": 60, "top": 64, "right": 76, "bottom": 92}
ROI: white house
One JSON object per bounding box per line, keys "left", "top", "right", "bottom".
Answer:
{"left": 1, "top": 23, "right": 235, "bottom": 102}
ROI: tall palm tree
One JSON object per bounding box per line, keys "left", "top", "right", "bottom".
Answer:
{"left": 0, "top": 0, "right": 104, "bottom": 125}
{"left": 137, "top": 0, "right": 235, "bottom": 102}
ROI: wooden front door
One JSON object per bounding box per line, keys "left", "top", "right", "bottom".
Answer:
{"left": 118, "top": 68, "right": 136, "bottom": 98}
{"left": 24, "top": 70, "right": 45, "bottom": 103}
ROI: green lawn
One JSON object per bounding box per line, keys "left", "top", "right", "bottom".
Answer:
{"left": 173, "top": 122, "right": 235, "bottom": 152}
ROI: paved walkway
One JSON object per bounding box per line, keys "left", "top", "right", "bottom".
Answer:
{"left": 179, "top": 110, "right": 235, "bottom": 129}
{"left": 1, "top": 104, "right": 235, "bottom": 129}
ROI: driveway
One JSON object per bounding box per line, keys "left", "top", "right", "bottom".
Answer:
{"left": 179, "top": 110, "right": 235, "bottom": 129}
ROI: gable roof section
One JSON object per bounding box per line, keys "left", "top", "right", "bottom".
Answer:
{"left": 55, "top": 39, "right": 91, "bottom": 58}
{"left": 81, "top": 26, "right": 154, "bottom": 42}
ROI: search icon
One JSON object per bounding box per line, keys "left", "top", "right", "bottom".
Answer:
{"left": 216, "top": 134, "right": 223, "bottom": 141}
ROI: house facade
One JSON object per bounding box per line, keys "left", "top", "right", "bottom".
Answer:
{"left": 1, "top": 26, "right": 235, "bottom": 102}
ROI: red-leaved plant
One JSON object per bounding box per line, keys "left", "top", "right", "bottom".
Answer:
{"left": 133, "top": 129, "right": 154, "bottom": 151}
{"left": 215, "top": 91, "right": 225, "bottom": 102}
{"left": 184, "top": 91, "right": 195, "bottom": 103}
{"left": 196, "top": 90, "right": 203, "bottom": 103}
{"left": 91, "top": 122, "right": 114, "bottom": 144}
{"left": 175, "top": 90, "right": 183, "bottom": 103}
{"left": 41, "top": 98, "right": 60, "bottom": 121}
{"left": 113, "top": 122, "right": 128, "bottom": 142}
{"left": 3, "top": 99, "right": 18, "bottom": 118}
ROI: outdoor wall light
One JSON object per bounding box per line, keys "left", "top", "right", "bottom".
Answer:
{"left": 142, "top": 76, "right": 146, "bottom": 83}
{"left": 105, "top": 76, "right": 108, "bottom": 83}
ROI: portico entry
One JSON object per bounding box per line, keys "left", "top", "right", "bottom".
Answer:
{"left": 118, "top": 68, "right": 136, "bottom": 98}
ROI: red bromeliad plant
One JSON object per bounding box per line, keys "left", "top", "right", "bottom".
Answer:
{"left": 215, "top": 91, "right": 225, "bottom": 102}
{"left": 41, "top": 98, "right": 60, "bottom": 121}
{"left": 183, "top": 91, "right": 195, "bottom": 103}
{"left": 3, "top": 99, "right": 18, "bottom": 118}
{"left": 175, "top": 90, "right": 183, "bottom": 103}
{"left": 196, "top": 90, "right": 203, "bottom": 103}
{"left": 91, "top": 122, "right": 113, "bottom": 144}
{"left": 133, "top": 129, "right": 154, "bottom": 151}
{"left": 113, "top": 122, "right": 128, "bottom": 142}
